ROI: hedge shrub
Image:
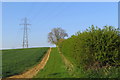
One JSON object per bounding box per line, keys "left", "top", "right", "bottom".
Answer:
{"left": 59, "top": 25, "right": 120, "bottom": 69}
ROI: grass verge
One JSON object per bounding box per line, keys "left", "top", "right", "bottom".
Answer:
{"left": 34, "top": 48, "right": 70, "bottom": 78}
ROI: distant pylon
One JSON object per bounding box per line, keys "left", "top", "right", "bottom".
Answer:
{"left": 20, "top": 17, "right": 31, "bottom": 48}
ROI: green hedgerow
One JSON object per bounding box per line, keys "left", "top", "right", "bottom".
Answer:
{"left": 59, "top": 25, "right": 120, "bottom": 69}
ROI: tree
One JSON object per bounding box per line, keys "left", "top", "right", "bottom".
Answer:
{"left": 48, "top": 27, "right": 68, "bottom": 45}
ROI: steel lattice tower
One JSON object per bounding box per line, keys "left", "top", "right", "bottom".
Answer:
{"left": 20, "top": 17, "right": 31, "bottom": 48}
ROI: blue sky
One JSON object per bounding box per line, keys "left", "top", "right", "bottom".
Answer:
{"left": 2, "top": 2, "right": 118, "bottom": 49}
{"left": 0, "top": 1, "right": 1, "bottom": 73}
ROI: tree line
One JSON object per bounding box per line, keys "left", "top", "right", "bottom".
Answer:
{"left": 48, "top": 25, "right": 120, "bottom": 69}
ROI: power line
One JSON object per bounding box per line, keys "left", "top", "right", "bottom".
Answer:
{"left": 20, "top": 17, "right": 31, "bottom": 48}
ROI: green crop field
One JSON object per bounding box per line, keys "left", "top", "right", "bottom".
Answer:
{"left": 2, "top": 47, "right": 49, "bottom": 78}
{"left": 35, "top": 48, "right": 70, "bottom": 78}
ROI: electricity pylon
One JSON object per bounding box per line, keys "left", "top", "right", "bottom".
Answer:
{"left": 20, "top": 17, "right": 31, "bottom": 48}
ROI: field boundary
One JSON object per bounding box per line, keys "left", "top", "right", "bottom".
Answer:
{"left": 6, "top": 48, "right": 51, "bottom": 78}
{"left": 60, "top": 53, "right": 74, "bottom": 72}
{"left": 58, "top": 48, "right": 74, "bottom": 71}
